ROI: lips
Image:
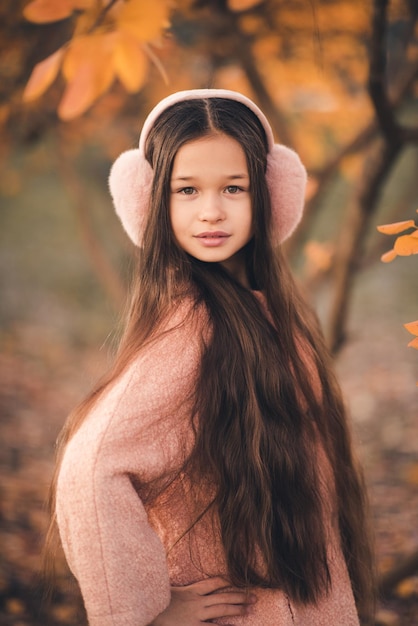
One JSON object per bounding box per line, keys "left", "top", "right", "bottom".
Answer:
{"left": 194, "top": 231, "right": 231, "bottom": 247}
{"left": 195, "top": 231, "right": 230, "bottom": 238}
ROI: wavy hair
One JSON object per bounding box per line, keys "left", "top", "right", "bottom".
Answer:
{"left": 47, "top": 98, "right": 374, "bottom": 619}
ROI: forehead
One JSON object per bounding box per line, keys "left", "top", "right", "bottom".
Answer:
{"left": 171, "top": 133, "right": 248, "bottom": 177}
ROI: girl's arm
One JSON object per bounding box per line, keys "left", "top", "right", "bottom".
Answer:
{"left": 56, "top": 304, "right": 205, "bottom": 626}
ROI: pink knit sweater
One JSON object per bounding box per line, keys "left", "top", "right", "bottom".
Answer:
{"left": 56, "top": 298, "right": 359, "bottom": 626}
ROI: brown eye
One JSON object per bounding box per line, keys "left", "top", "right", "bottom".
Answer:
{"left": 180, "top": 187, "right": 196, "bottom": 195}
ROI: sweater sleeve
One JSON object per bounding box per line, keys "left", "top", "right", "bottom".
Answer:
{"left": 56, "top": 303, "right": 204, "bottom": 626}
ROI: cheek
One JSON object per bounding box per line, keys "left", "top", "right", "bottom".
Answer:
{"left": 169, "top": 200, "right": 177, "bottom": 228}
{"left": 246, "top": 201, "right": 254, "bottom": 235}
{"left": 169, "top": 204, "right": 186, "bottom": 240}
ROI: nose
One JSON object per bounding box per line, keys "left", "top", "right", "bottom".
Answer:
{"left": 198, "top": 192, "right": 225, "bottom": 222}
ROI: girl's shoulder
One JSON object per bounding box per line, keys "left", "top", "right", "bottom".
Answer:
{"left": 154, "top": 294, "right": 210, "bottom": 344}
{"left": 122, "top": 294, "right": 210, "bottom": 380}
{"left": 86, "top": 296, "right": 209, "bottom": 425}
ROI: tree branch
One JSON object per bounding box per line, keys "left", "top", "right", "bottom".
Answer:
{"left": 233, "top": 29, "right": 294, "bottom": 147}
{"left": 205, "top": 2, "right": 295, "bottom": 147}
{"left": 369, "top": 0, "right": 402, "bottom": 145}
{"left": 401, "top": 126, "right": 418, "bottom": 142}
{"left": 327, "top": 0, "right": 418, "bottom": 352}
{"left": 327, "top": 140, "right": 401, "bottom": 353}
{"left": 87, "top": 0, "right": 120, "bottom": 34}
{"left": 286, "top": 50, "right": 418, "bottom": 260}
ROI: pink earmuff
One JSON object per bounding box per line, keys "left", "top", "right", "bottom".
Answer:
{"left": 109, "top": 89, "right": 307, "bottom": 247}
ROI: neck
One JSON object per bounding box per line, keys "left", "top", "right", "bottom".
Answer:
{"left": 220, "top": 250, "right": 250, "bottom": 288}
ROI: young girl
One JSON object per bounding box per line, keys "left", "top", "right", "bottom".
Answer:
{"left": 53, "top": 89, "right": 374, "bottom": 625}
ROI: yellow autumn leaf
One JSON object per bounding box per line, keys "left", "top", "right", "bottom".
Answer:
{"left": 59, "top": 34, "right": 115, "bottom": 120}
{"left": 72, "top": 4, "right": 103, "bottom": 36}
{"left": 5, "top": 598, "right": 25, "bottom": 614}
{"left": 113, "top": 33, "right": 148, "bottom": 93}
{"left": 404, "top": 320, "right": 418, "bottom": 336}
{"left": 395, "top": 578, "right": 417, "bottom": 598}
{"left": 0, "top": 103, "right": 9, "bottom": 127}
{"left": 407, "top": 337, "right": 418, "bottom": 350}
{"left": 23, "top": 48, "right": 64, "bottom": 102}
{"left": 23, "top": 0, "right": 75, "bottom": 23}
{"left": 52, "top": 604, "right": 78, "bottom": 620}
{"left": 340, "top": 153, "right": 364, "bottom": 180}
{"left": 58, "top": 62, "right": 113, "bottom": 120}
{"left": 62, "top": 35, "right": 89, "bottom": 81}
{"left": 405, "top": 462, "right": 418, "bottom": 485}
{"left": 376, "top": 220, "right": 416, "bottom": 235}
{"left": 304, "top": 241, "right": 334, "bottom": 272}
{"left": 62, "top": 33, "right": 114, "bottom": 81}
{"left": 239, "top": 14, "right": 264, "bottom": 35}
{"left": 380, "top": 248, "right": 397, "bottom": 263}
{"left": 228, "top": 0, "right": 264, "bottom": 11}
{"left": 117, "top": 0, "right": 170, "bottom": 42}
{"left": 393, "top": 233, "right": 418, "bottom": 256}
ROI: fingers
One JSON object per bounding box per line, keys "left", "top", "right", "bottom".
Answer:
{"left": 201, "top": 584, "right": 256, "bottom": 621}
{"left": 167, "top": 577, "right": 257, "bottom": 623}
{"left": 203, "top": 591, "right": 256, "bottom": 607}
{"left": 203, "top": 601, "right": 253, "bottom": 621}
{"left": 189, "top": 576, "right": 232, "bottom": 595}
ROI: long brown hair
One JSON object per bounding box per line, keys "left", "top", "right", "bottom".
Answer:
{"left": 47, "top": 97, "right": 374, "bottom": 617}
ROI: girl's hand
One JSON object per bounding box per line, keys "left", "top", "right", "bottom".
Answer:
{"left": 151, "top": 576, "right": 256, "bottom": 625}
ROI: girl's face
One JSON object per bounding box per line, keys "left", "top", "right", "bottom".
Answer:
{"left": 169, "top": 133, "right": 253, "bottom": 285}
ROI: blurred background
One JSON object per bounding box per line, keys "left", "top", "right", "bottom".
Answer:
{"left": 0, "top": 0, "right": 417, "bottom": 624}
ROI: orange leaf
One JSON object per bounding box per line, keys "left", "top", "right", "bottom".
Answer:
{"left": 62, "top": 35, "right": 90, "bottom": 81}
{"left": 405, "top": 462, "right": 418, "bottom": 485}
{"left": 376, "top": 220, "right": 416, "bottom": 235}
{"left": 59, "top": 34, "right": 115, "bottom": 120}
{"left": 395, "top": 578, "right": 418, "bottom": 598}
{"left": 23, "top": 48, "right": 64, "bottom": 102}
{"left": 380, "top": 249, "right": 397, "bottom": 263}
{"left": 407, "top": 337, "right": 418, "bottom": 350}
{"left": 5, "top": 598, "right": 25, "bottom": 615}
{"left": 393, "top": 233, "right": 418, "bottom": 256}
{"left": 117, "top": 0, "right": 170, "bottom": 42}
{"left": 58, "top": 63, "right": 113, "bottom": 120}
{"left": 404, "top": 321, "right": 418, "bottom": 337}
{"left": 304, "top": 241, "right": 334, "bottom": 272}
{"left": 62, "top": 33, "right": 114, "bottom": 81}
{"left": 23, "top": 0, "right": 75, "bottom": 23}
{"left": 113, "top": 33, "right": 148, "bottom": 93}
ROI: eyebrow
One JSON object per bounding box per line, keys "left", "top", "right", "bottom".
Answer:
{"left": 171, "top": 174, "right": 249, "bottom": 181}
